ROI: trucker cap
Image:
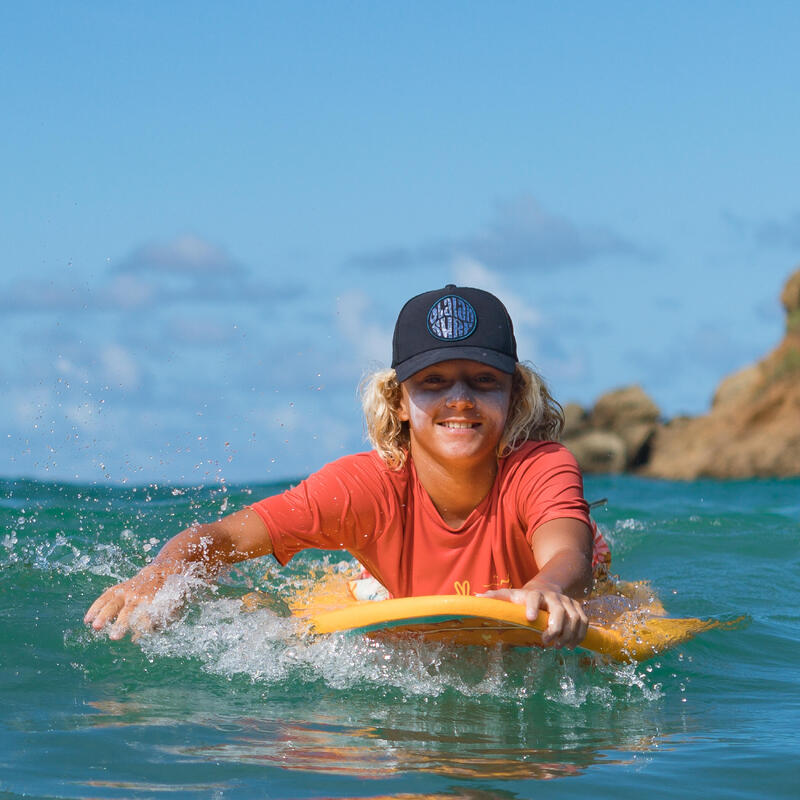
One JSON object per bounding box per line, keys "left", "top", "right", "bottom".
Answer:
{"left": 391, "top": 285, "right": 518, "bottom": 382}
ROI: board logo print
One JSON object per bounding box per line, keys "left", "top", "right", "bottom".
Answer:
{"left": 484, "top": 575, "right": 511, "bottom": 591}
{"left": 427, "top": 295, "right": 477, "bottom": 341}
{"left": 454, "top": 580, "right": 471, "bottom": 595}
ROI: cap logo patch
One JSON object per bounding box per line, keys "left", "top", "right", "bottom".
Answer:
{"left": 427, "top": 295, "right": 477, "bottom": 341}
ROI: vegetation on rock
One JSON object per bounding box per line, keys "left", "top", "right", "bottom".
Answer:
{"left": 563, "top": 264, "right": 800, "bottom": 479}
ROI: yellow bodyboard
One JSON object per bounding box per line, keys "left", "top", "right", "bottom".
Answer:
{"left": 305, "top": 593, "right": 727, "bottom": 662}
{"left": 243, "top": 573, "right": 738, "bottom": 663}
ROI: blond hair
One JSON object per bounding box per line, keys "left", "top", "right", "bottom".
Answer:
{"left": 360, "top": 362, "right": 564, "bottom": 469}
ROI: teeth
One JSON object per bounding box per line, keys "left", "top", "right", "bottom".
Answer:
{"left": 442, "top": 422, "right": 475, "bottom": 428}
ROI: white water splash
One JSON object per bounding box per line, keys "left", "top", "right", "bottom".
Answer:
{"left": 134, "top": 591, "right": 664, "bottom": 706}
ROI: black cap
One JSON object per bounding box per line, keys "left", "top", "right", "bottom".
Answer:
{"left": 391, "top": 285, "right": 518, "bottom": 381}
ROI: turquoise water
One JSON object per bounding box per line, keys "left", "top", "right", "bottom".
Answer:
{"left": 1, "top": 474, "right": 798, "bottom": 799}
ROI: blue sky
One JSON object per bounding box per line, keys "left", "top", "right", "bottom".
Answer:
{"left": 3, "top": 1, "right": 799, "bottom": 484}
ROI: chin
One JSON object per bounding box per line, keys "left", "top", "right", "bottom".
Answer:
{"left": 437, "top": 444, "right": 496, "bottom": 463}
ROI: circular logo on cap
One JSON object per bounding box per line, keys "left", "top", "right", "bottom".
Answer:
{"left": 427, "top": 295, "right": 477, "bottom": 341}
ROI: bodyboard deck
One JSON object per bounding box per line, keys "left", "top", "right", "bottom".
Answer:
{"left": 302, "top": 592, "right": 724, "bottom": 662}
{"left": 245, "top": 572, "right": 737, "bottom": 663}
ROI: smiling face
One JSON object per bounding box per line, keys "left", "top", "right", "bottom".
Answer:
{"left": 398, "top": 359, "right": 513, "bottom": 471}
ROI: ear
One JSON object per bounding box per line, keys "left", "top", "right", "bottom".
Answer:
{"left": 397, "top": 387, "right": 410, "bottom": 422}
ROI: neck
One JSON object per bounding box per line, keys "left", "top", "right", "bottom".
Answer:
{"left": 410, "top": 447, "right": 499, "bottom": 528}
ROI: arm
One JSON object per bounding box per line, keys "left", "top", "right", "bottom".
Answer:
{"left": 84, "top": 507, "right": 272, "bottom": 640}
{"left": 481, "top": 518, "right": 593, "bottom": 649}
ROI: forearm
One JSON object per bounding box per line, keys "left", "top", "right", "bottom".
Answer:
{"left": 524, "top": 547, "right": 592, "bottom": 599}
{"left": 150, "top": 509, "right": 273, "bottom": 577}
{"left": 86, "top": 508, "right": 272, "bottom": 638}
{"left": 482, "top": 545, "right": 591, "bottom": 648}
{"left": 150, "top": 525, "right": 234, "bottom": 576}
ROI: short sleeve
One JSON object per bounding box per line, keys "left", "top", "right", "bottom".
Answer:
{"left": 249, "top": 452, "right": 396, "bottom": 565}
{"left": 509, "top": 442, "right": 591, "bottom": 544}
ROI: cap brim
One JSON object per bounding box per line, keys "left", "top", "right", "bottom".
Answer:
{"left": 394, "top": 347, "right": 517, "bottom": 382}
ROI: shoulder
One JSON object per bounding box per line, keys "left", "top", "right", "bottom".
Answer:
{"left": 254, "top": 450, "right": 408, "bottom": 517}
{"left": 501, "top": 440, "right": 581, "bottom": 476}
{"left": 500, "top": 441, "right": 589, "bottom": 528}
{"left": 308, "top": 450, "right": 410, "bottom": 493}
{"left": 317, "top": 449, "right": 404, "bottom": 476}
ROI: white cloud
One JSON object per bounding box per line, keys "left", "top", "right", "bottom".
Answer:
{"left": 335, "top": 290, "right": 392, "bottom": 367}
{"left": 119, "top": 234, "right": 243, "bottom": 277}
{"left": 0, "top": 234, "right": 302, "bottom": 316}
{"left": 0, "top": 279, "right": 90, "bottom": 313}
{"left": 11, "top": 388, "right": 51, "bottom": 428}
{"left": 100, "top": 344, "right": 141, "bottom": 391}
{"left": 167, "top": 317, "right": 238, "bottom": 347}
{"left": 756, "top": 213, "right": 800, "bottom": 249}
{"left": 624, "top": 322, "right": 761, "bottom": 415}
{"left": 449, "top": 256, "right": 596, "bottom": 393}
{"left": 451, "top": 256, "right": 543, "bottom": 362}
{"left": 724, "top": 209, "right": 800, "bottom": 250}
{"left": 452, "top": 256, "right": 542, "bottom": 328}
{"left": 104, "top": 274, "right": 157, "bottom": 310}
{"left": 246, "top": 403, "right": 301, "bottom": 433}
{"left": 64, "top": 399, "right": 103, "bottom": 430}
{"left": 461, "top": 195, "right": 647, "bottom": 271}
{"left": 348, "top": 194, "right": 651, "bottom": 272}
{"left": 542, "top": 351, "right": 591, "bottom": 384}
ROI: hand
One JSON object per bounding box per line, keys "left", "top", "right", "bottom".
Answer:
{"left": 84, "top": 565, "right": 166, "bottom": 640}
{"left": 479, "top": 583, "right": 589, "bottom": 649}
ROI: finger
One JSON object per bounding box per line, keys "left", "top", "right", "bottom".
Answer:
{"left": 130, "top": 610, "right": 154, "bottom": 643}
{"left": 496, "top": 588, "right": 541, "bottom": 620}
{"left": 109, "top": 599, "right": 139, "bottom": 640}
{"left": 90, "top": 594, "right": 126, "bottom": 630}
{"left": 477, "top": 589, "right": 512, "bottom": 600}
{"left": 524, "top": 591, "right": 543, "bottom": 622}
{"left": 558, "top": 599, "right": 589, "bottom": 649}
{"left": 542, "top": 596, "right": 565, "bottom": 646}
{"left": 574, "top": 601, "right": 589, "bottom": 646}
{"left": 85, "top": 589, "right": 116, "bottom": 623}
{"left": 556, "top": 600, "right": 580, "bottom": 648}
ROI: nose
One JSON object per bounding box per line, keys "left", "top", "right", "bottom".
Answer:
{"left": 445, "top": 381, "right": 475, "bottom": 409}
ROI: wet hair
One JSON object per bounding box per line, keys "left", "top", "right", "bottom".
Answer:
{"left": 360, "top": 362, "right": 564, "bottom": 469}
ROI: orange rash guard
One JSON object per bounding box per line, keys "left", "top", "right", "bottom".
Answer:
{"left": 250, "top": 441, "right": 607, "bottom": 599}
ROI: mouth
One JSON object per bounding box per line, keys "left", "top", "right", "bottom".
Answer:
{"left": 437, "top": 421, "right": 480, "bottom": 429}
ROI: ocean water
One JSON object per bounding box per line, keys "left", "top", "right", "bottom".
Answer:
{"left": 1, "top": 474, "right": 798, "bottom": 799}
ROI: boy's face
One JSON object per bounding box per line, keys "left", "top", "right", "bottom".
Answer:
{"left": 398, "top": 359, "right": 513, "bottom": 469}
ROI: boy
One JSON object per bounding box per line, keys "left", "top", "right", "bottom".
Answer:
{"left": 86, "top": 286, "right": 606, "bottom": 648}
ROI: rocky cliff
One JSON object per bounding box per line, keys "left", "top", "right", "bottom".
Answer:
{"left": 563, "top": 266, "right": 800, "bottom": 479}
